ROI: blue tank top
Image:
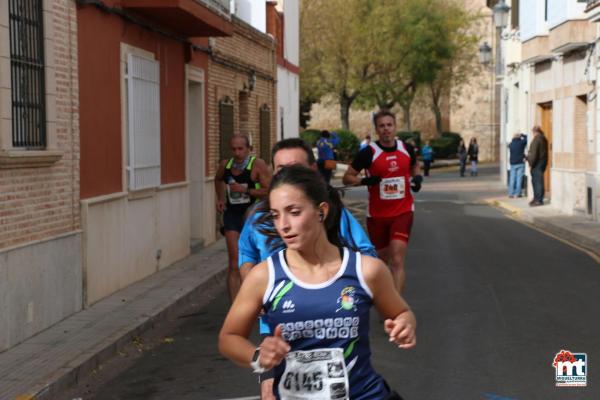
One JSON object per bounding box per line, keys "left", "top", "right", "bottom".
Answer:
{"left": 263, "top": 248, "right": 389, "bottom": 399}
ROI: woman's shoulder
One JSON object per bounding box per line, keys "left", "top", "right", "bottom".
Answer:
{"left": 358, "top": 254, "right": 385, "bottom": 277}
{"left": 245, "top": 260, "right": 271, "bottom": 284}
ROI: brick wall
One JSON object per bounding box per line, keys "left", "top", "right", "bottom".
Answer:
{"left": 0, "top": 0, "right": 79, "bottom": 249}
{"left": 207, "top": 17, "right": 277, "bottom": 175}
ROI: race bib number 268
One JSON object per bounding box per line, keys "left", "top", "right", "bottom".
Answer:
{"left": 379, "top": 177, "right": 405, "bottom": 200}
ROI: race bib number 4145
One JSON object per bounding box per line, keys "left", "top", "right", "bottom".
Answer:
{"left": 278, "top": 348, "right": 349, "bottom": 400}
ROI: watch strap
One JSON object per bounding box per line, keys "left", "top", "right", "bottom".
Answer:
{"left": 250, "top": 347, "right": 266, "bottom": 374}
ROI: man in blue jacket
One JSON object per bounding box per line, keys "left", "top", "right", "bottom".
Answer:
{"left": 316, "top": 130, "right": 339, "bottom": 183}
{"left": 237, "top": 137, "right": 376, "bottom": 400}
{"left": 508, "top": 132, "right": 527, "bottom": 198}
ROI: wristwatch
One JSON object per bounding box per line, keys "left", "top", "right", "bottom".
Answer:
{"left": 250, "top": 347, "right": 266, "bottom": 374}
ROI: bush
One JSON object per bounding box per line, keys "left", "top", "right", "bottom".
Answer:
{"left": 396, "top": 131, "right": 421, "bottom": 149}
{"left": 429, "top": 132, "right": 463, "bottom": 159}
{"left": 299, "top": 129, "right": 321, "bottom": 147}
{"left": 430, "top": 137, "right": 456, "bottom": 159}
{"left": 441, "top": 131, "right": 462, "bottom": 142}
{"left": 333, "top": 129, "right": 360, "bottom": 163}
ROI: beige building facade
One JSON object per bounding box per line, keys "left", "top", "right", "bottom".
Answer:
{"left": 500, "top": 0, "right": 599, "bottom": 220}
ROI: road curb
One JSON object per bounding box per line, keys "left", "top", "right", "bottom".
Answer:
{"left": 44, "top": 272, "right": 227, "bottom": 400}
{"left": 484, "top": 198, "right": 525, "bottom": 218}
{"left": 1, "top": 241, "right": 228, "bottom": 400}
{"left": 486, "top": 198, "right": 600, "bottom": 262}
{"left": 529, "top": 218, "right": 600, "bottom": 262}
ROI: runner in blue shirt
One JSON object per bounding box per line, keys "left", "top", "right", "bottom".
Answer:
{"left": 239, "top": 138, "right": 376, "bottom": 282}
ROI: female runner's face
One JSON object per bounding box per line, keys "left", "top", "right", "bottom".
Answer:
{"left": 270, "top": 184, "right": 322, "bottom": 251}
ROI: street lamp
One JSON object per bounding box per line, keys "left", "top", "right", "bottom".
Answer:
{"left": 488, "top": 0, "right": 511, "bottom": 173}
{"left": 479, "top": 42, "right": 492, "bottom": 66}
{"left": 477, "top": 0, "right": 510, "bottom": 166}
{"left": 493, "top": 0, "right": 510, "bottom": 29}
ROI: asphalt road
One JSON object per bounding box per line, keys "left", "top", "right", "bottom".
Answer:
{"left": 63, "top": 165, "right": 599, "bottom": 400}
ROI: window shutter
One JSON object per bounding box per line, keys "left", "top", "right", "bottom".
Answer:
{"left": 511, "top": 0, "right": 519, "bottom": 29}
{"left": 127, "top": 54, "right": 161, "bottom": 190}
{"left": 259, "top": 104, "right": 271, "bottom": 161}
{"left": 219, "top": 97, "right": 234, "bottom": 161}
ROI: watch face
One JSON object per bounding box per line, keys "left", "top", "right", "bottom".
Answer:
{"left": 252, "top": 348, "right": 261, "bottom": 362}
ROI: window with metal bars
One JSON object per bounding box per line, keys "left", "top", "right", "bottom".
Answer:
{"left": 219, "top": 97, "right": 234, "bottom": 161}
{"left": 9, "top": 0, "right": 46, "bottom": 149}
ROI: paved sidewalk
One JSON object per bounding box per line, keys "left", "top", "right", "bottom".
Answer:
{"left": 486, "top": 195, "right": 600, "bottom": 262}
{"left": 0, "top": 240, "right": 228, "bottom": 400}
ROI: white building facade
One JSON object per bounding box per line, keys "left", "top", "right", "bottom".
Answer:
{"left": 274, "top": 0, "right": 300, "bottom": 139}
{"left": 500, "top": 0, "right": 599, "bottom": 220}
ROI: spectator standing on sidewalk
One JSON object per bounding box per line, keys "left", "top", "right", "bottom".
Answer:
{"left": 214, "top": 134, "right": 271, "bottom": 302}
{"left": 508, "top": 132, "right": 527, "bottom": 198}
{"left": 467, "top": 137, "right": 479, "bottom": 176}
{"left": 421, "top": 140, "right": 434, "bottom": 177}
{"left": 526, "top": 125, "right": 549, "bottom": 207}
{"left": 457, "top": 140, "right": 467, "bottom": 177}
{"left": 316, "top": 130, "right": 339, "bottom": 184}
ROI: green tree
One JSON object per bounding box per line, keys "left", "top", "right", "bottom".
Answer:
{"left": 300, "top": 0, "right": 376, "bottom": 130}
{"left": 356, "top": 0, "right": 442, "bottom": 131}
{"left": 423, "top": 0, "right": 480, "bottom": 136}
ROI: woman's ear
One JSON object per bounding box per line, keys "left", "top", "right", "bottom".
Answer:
{"left": 318, "top": 202, "right": 330, "bottom": 221}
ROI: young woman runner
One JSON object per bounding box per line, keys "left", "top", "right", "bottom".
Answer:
{"left": 219, "top": 165, "right": 416, "bottom": 399}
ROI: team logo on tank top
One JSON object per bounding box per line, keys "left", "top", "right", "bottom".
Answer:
{"left": 336, "top": 286, "right": 358, "bottom": 312}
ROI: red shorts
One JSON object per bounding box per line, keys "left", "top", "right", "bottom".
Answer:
{"left": 367, "top": 212, "right": 414, "bottom": 249}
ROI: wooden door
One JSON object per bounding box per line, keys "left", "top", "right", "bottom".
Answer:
{"left": 539, "top": 103, "right": 552, "bottom": 195}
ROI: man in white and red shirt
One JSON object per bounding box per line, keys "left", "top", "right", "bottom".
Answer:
{"left": 343, "top": 109, "right": 422, "bottom": 293}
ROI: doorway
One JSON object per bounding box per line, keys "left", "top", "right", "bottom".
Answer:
{"left": 539, "top": 102, "right": 552, "bottom": 196}
{"left": 186, "top": 71, "right": 205, "bottom": 248}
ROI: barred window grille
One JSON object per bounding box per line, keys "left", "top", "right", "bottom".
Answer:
{"left": 9, "top": 0, "right": 46, "bottom": 149}
{"left": 219, "top": 97, "right": 234, "bottom": 161}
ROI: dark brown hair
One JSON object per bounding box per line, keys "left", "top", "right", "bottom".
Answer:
{"left": 257, "top": 165, "right": 351, "bottom": 250}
